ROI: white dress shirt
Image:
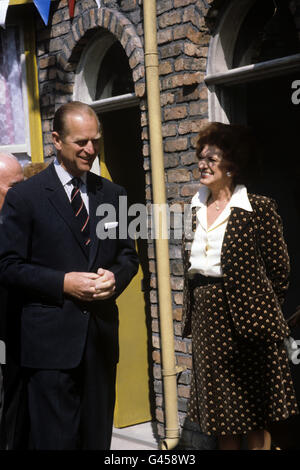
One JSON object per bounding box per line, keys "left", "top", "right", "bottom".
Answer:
{"left": 188, "top": 184, "right": 253, "bottom": 278}
{"left": 54, "top": 158, "right": 89, "bottom": 214}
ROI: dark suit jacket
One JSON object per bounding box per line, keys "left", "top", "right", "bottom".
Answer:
{"left": 0, "top": 163, "right": 139, "bottom": 370}
{"left": 182, "top": 193, "right": 291, "bottom": 343}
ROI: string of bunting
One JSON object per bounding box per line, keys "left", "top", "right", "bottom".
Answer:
{"left": 0, "top": 0, "right": 101, "bottom": 28}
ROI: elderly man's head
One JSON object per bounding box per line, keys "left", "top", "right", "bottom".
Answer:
{"left": 0, "top": 153, "right": 23, "bottom": 209}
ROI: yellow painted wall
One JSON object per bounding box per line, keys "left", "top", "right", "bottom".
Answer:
{"left": 23, "top": 18, "right": 44, "bottom": 163}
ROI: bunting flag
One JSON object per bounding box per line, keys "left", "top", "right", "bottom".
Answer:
{"left": 34, "top": 0, "right": 52, "bottom": 26}
{"left": 0, "top": 0, "right": 9, "bottom": 29}
{"left": 68, "top": 0, "right": 76, "bottom": 19}
{"left": 95, "top": 0, "right": 101, "bottom": 7}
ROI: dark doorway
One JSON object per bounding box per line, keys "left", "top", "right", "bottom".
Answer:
{"left": 100, "top": 106, "right": 149, "bottom": 290}
{"left": 99, "top": 106, "right": 155, "bottom": 424}
{"left": 246, "top": 72, "right": 300, "bottom": 449}
{"left": 100, "top": 107, "right": 145, "bottom": 208}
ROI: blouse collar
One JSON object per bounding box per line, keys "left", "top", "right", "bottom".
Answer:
{"left": 191, "top": 184, "right": 253, "bottom": 212}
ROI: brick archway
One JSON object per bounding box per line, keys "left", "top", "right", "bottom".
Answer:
{"left": 57, "top": 7, "right": 145, "bottom": 98}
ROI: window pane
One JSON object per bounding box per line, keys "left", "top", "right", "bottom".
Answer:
{"left": 232, "top": 0, "right": 299, "bottom": 68}
{"left": 95, "top": 41, "right": 134, "bottom": 100}
{"left": 0, "top": 26, "right": 26, "bottom": 146}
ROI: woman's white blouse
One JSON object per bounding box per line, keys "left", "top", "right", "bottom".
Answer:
{"left": 188, "top": 184, "right": 253, "bottom": 278}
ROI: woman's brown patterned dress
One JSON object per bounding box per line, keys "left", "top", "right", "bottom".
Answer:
{"left": 183, "top": 194, "right": 299, "bottom": 436}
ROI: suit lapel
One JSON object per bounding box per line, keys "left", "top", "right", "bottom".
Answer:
{"left": 86, "top": 173, "right": 103, "bottom": 270}
{"left": 221, "top": 207, "right": 253, "bottom": 260}
{"left": 44, "top": 163, "right": 89, "bottom": 259}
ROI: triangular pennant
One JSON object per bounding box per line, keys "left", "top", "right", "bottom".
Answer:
{"left": 34, "top": 0, "right": 51, "bottom": 26}
{"left": 68, "top": 0, "right": 76, "bottom": 19}
{"left": 95, "top": 0, "right": 101, "bottom": 7}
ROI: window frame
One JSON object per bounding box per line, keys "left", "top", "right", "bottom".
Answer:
{"left": 1, "top": 4, "right": 44, "bottom": 163}
{"left": 205, "top": 0, "right": 300, "bottom": 123}
{"left": 73, "top": 30, "right": 139, "bottom": 114}
{"left": 0, "top": 23, "right": 31, "bottom": 155}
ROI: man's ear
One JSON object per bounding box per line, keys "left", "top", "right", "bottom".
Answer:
{"left": 52, "top": 132, "right": 62, "bottom": 151}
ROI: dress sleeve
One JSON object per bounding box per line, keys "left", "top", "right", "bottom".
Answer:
{"left": 256, "top": 198, "right": 290, "bottom": 305}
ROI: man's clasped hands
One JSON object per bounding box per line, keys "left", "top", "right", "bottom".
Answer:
{"left": 63, "top": 268, "right": 116, "bottom": 301}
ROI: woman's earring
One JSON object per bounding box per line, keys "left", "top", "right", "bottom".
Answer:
{"left": 226, "top": 171, "right": 231, "bottom": 177}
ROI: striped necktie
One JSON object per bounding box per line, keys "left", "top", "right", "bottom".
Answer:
{"left": 71, "top": 177, "right": 91, "bottom": 249}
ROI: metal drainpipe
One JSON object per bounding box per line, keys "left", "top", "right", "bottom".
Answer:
{"left": 143, "top": 0, "right": 181, "bottom": 451}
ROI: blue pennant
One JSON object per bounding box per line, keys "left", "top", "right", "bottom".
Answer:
{"left": 34, "top": 0, "right": 52, "bottom": 26}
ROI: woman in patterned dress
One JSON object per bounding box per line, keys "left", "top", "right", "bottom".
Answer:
{"left": 182, "top": 122, "right": 298, "bottom": 450}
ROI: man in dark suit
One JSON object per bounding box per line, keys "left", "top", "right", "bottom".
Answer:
{"left": 0, "top": 153, "right": 24, "bottom": 402}
{"left": 0, "top": 153, "right": 24, "bottom": 450}
{"left": 0, "top": 102, "right": 139, "bottom": 450}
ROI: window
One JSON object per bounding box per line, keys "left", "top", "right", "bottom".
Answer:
{"left": 0, "top": 25, "right": 30, "bottom": 163}
{"left": 0, "top": 4, "right": 43, "bottom": 165}
{"left": 205, "top": 0, "right": 300, "bottom": 122}
{"left": 74, "top": 30, "right": 139, "bottom": 114}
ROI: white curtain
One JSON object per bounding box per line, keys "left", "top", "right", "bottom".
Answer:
{"left": 0, "top": 27, "right": 25, "bottom": 146}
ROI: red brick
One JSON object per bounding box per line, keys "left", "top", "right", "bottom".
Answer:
{"left": 160, "top": 93, "right": 175, "bottom": 106}
{"left": 175, "top": 339, "right": 187, "bottom": 353}
{"left": 164, "top": 138, "right": 188, "bottom": 153}
{"left": 156, "top": 408, "right": 164, "bottom": 423}
{"left": 168, "top": 168, "right": 190, "bottom": 183}
{"left": 157, "top": 29, "right": 173, "bottom": 44}
{"left": 135, "top": 82, "right": 146, "bottom": 98}
{"left": 164, "top": 154, "right": 179, "bottom": 167}
{"left": 151, "top": 305, "right": 158, "bottom": 318}
{"left": 39, "top": 56, "right": 56, "bottom": 69}
{"left": 153, "top": 365, "right": 162, "bottom": 379}
{"left": 174, "top": 292, "right": 183, "bottom": 305}
{"left": 152, "top": 350, "right": 161, "bottom": 363}
{"left": 173, "top": 307, "right": 183, "bottom": 321}
{"left": 171, "top": 276, "right": 184, "bottom": 290}
{"left": 181, "top": 183, "right": 200, "bottom": 197}
{"left": 132, "top": 65, "right": 145, "bottom": 82}
{"left": 177, "top": 355, "right": 192, "bottom": 369}
{"left": 164, "top": 105, "right": 187, "bottom": 121}
{"left": 160, "top": 43, "right": 182, "bottom": 59}
{"left": 178, "top": 119, "right": 204, "bottom": 135}
{"left": 166, "top": 184, "right": 180, "bottom": 199}
{"left": 159, "top": 61, "right": 173, "bottom": 75}
{"left": 182, "top": 6, "right": 205, "bottom": 28}
{"left": 192, "top": 167, "right": 200, "bottom": 179}
{"left": 186, "top": 26, "right": 202, "bottom": 44}
{"left": 173, "top": 24, "right": 189, "bottom": 40}
{"left": 129, "top": 49, "right": 144, "bottom": 69}
{"left": 162, "top": 123, "right": 177, "bottom": 137}
{"left": 184, "top": 42, "right": 208, "bottom": 57}
{"left": 51, "top": 22, "right": 70, "bottom": 38}
{"left": 189, "top": 101, "right": 208, "bottom": 115}
{"left": 174, "top": 0, "right": 196, "bottom": 6}
{"left": 174, "top": 57, "right": 206, "bottom": 71}
{"left": 152, "top": 319, "right": 159, "bottom": 332}
{"left": 120, "top": 0, "right": 137, "bottom": 11}
{"left": 158, "top": 11, "right": 182, "bottom": 28}
{"left": 162, "top": 72, "right": 204, "bottom": 90}
{"left": 181, "top": 152, "right": 197, "bottom": 166}
{"left": 175, "top": 87, "right": 202, "bottom": 103}
{"left": 178, "top": 385, "right": 190, "bottom": 398}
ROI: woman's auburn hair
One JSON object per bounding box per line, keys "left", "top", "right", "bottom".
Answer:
{"left": 196, "top": 122, "right": 259, "bottom": 185}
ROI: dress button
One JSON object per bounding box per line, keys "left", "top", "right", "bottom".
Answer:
{"left": 83, "top": 310, "right": 88, "bottom": 315}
